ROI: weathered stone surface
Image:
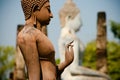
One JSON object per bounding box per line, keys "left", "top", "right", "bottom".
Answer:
{"left": 96, "top": 12, "right": 107, "bottom": 73}
{"left": 14, "top": 25, "right": 25, "bottom": 80}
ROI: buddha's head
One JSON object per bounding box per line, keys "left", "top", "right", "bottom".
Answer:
{"left": 65, "top": 13, "right": 82, "bottom": 32}
{"left": 21, "top": 0, "right": 49, "bottom": 20}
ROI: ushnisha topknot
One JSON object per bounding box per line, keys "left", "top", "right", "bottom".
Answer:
{"left": 21, "top": 0, "right": 49, "bottom": 20}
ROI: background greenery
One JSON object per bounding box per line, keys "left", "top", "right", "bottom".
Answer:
{"left": 83, "top": 21, "right": 120, "bottom": 80}
{"left": 83, "top": 41, "right": 120, "bottom": 80}
{"left": 0, "top": 46, "right": 15, "bottom": 80}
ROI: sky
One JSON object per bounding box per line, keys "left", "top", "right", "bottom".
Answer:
{"left": 0, "top": 0, "right": 120, "bottom": 58}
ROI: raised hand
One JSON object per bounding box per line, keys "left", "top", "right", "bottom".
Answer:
{"left": 57, "top": 41, "right": 74, "bottom": 77}
{"left": 64, "top": 40, "right": 74, "bottom": 66}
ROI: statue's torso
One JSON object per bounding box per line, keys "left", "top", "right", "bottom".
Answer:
{"left": 18, "top": 25, "right": 56, "bottom": 79}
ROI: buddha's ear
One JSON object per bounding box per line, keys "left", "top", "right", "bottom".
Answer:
{"left": 31, "top": 5, "right": 38, "bottom": 26}
{"left": 32, "top": 4, "right": 39, "bottom": 13}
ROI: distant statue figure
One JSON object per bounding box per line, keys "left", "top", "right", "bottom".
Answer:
{"left": 59, "top": 0, "right": 111, "bottom": 80}
{"left": 59, "top": 12, "right": 111, "bottom": 80}
{"left": 17, "top": 0, "right": 74, "bottom": 80}
{"left": 59, "top": 12, "right": 85, "bottom": 80}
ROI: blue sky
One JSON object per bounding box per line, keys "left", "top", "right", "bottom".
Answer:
{"left": 0, "top": 0, "right": 120, "bottom": 58}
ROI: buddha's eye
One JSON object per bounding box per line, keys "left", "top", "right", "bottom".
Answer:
{"left": 47, "top": 7, "right": 51, "bottom": 13}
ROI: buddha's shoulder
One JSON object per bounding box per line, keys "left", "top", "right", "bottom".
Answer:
{"left": 17, "top": 27, "right": 39, "bottom": 42}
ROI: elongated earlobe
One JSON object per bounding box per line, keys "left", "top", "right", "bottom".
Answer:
{"left": 33, "top": 15, "right": 37, "bottom": 25}
{"left": 32, "top": 5, "right": 38, "bottom": 26}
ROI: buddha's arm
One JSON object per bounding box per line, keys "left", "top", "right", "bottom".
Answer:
{"left": 57, "top": 41, "right": 74, "bottom": 75}
{"left": 18, "top": 35, "right": 41, "bottom": 80}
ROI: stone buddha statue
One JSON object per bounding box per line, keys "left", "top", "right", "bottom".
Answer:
{"left": 58, "top": 0, "right": 111, "bottom": 80}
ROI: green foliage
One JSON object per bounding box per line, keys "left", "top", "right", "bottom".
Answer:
{"left": 83, "top": 41, "right": 96, "bottom": 69}
{"left": 110, "top": 20, "right": 120, "bottom": 40}
{"left": 107, "top": 42, "right": 120, "bottom": 80}
{"left": 83, "top": 41, "right": 120, "bottom": 80}
{"left": 0, "top": 46, "right": 15, "bottom": 80}
{"left": 56, "top": 58, "right": 60, "bottom": 64}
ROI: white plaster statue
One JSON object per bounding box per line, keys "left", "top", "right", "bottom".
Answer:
{"left": 58, "top": 12, "right": 111, "bottom": 80}
{"left": 59, "top": 12, "right": 83, "bottom": 80}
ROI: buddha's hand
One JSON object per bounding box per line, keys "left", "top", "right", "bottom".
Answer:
{"left": 57, "top": 41, "right": 74, "bottom": 75}
{"left": 65, "top": 40, "right": 74, "bottom": 66}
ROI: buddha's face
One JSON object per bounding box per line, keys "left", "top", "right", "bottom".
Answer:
{"left": 65, "top": 13, "right": 82, "bottom": 32}
{"left": 34, "top": 1, "right": 53, "bottom": 25}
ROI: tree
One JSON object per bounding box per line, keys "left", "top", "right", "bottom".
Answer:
{"left": 110, "top": 20, "right": 120, "bottom": 41}
{"left": 83, "top": 41, "right": 120, "bottom": 80}
{"left": 83, "top": 41, "right": 96, "bottom": 69}
{"left": 0, "top": 46, "right": 15, "bottom": 80}
{"left": 107, "top": 41, "right": 120, "bottom": 80}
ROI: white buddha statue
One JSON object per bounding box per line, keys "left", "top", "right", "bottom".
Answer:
{"left": 58, "top": 1, "right": 111, "bottom": 79}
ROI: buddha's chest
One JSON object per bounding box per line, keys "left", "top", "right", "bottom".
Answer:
{"left": 37, "top": 34, "right": 55, "bottom": 57}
